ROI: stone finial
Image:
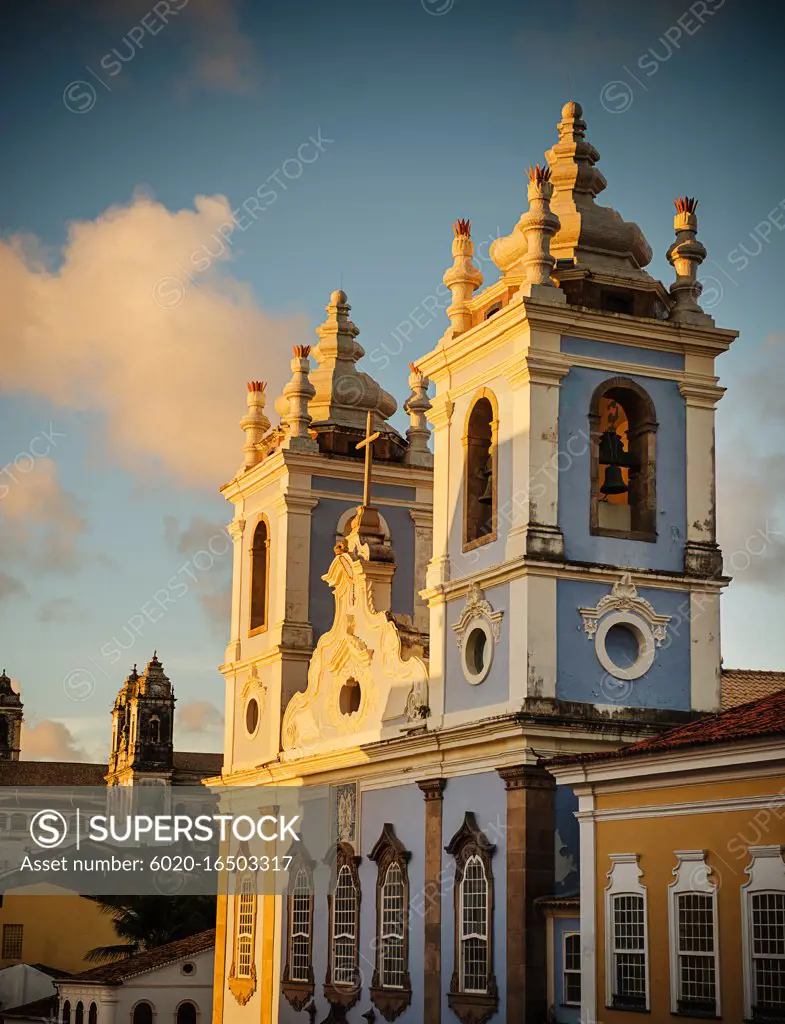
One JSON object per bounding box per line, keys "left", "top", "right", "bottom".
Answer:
{"left": 443, "top": 219, "right": 483, "bottom": 335}
{"left": 403, "top": 362, "right": 433, "bottom": 468}
{"left": 667, "top": 197, "right": 713, "bottom": 324}
{"left": 240, "top": 380, "right": 271, "bottom": 470}
{"left": 542, "top": 100, "right": 653, "bottom": 279}
{"left": 309, "top": 289, "right": 397, "bottom": 430}
{"left": 280, "top": 345, "right": 318, "bottom": 451}
{"left": 518, "top": 164, "right": 565, "bottom": 302}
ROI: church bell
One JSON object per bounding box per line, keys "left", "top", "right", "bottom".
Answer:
{"left": 599, "top": 429, "right": 624, "bottom": 466}
{"left": 600, "top": 464, "right": 628, "bottom": 495}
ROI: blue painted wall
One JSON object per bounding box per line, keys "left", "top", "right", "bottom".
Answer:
{"left": 444, "top": 582, "right": 510, "bottom": 715}
{"left": 309, "top": 496, "right": 415, "bottom": 642}
{"left": 551, "top": 916, "right": 581, "bottom": 1024}
{"left": 561, "top": 335, "right": 685, "bottom": 372}
{"left": 556, "top": 578, "right": 691, "bottom": 710}
{"left": 277, "top": 784, "right": 424, "bottom": 1024}
{"left": 557, "top": 345, "right": 687, "bottom": 572}
{"left": 555, "top": 785, "right": 579, "bottom": 897}
{"left": 441, "top": 773, "right": 507, "bottom": 1022}
{"left": 357, "top": 784, "right": 425, "bottom": 1024}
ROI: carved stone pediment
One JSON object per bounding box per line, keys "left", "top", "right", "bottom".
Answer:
{"left": 281, "top": 549, "right": 429, "bottom": 757}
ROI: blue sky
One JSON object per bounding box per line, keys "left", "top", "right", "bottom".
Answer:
{"left": 1, "top": 0, "right": 784, "bottom": 761}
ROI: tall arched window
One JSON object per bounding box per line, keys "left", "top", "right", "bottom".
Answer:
{"left": 590, "top": 377, "right": 657, "bottom": 541}
{"left": 325, "top": 843, "right": 361, "bottom": 1009}
{"left": 88, "top": 1004, "right": 97, "bottom": 1024}
{"left": 282, "top": 857, "right": 315, "bottom": 1010}
{"left": 74, "top": 1002, "right": 84, "bottom": 1024}
{"left": 228, "top": 872, "right": 257, "bottom": 1005}
{"left": 463, "top": 390, "right": 498, "bottom": 550}
{"left": 445, "top": 812, "right": 498, "bottom": 1024}
{"left": 176, "top": 1003, "right": 197, "bottom": 1024}
{"left": 62, "top": 1001, "right": 71, "bottom": 1024}
{"left": 131, "top": 1003, "right": 152, "bottom": 1024}
{"left": 236, "top": 875, "right": 255, "bottom": 977}
{"left": 249, "top": 517, "right": 270, "bottom": 634}
{"left": 370, "top": 823, "right": 412, "bottom": 1020}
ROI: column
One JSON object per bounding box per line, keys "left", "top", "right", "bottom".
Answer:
{"left": 679, "top": 374, "right": 724, "bottom": 577}
{"left": 497, "top": 764, "right": 556, "bottom": 1024}
{"left": 506, "top": 340, "right": 569, "bottom": 562}
{"left": 417, "top": 778, "right": 447, "bottom": 1023}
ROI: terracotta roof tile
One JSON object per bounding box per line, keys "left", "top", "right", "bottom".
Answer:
{"left": 0, "top": 761, "right": 108, "bottom": 786}
{"left": 721, "top": 669, "right": 785, "bottom": 710}
{"left": 550, "top": 687, "right": 785, "bottom": 768}
{"left": 66, "top": 930, "right": 215, "bottom": 984}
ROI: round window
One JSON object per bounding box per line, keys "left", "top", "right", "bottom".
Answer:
{"left": 339, "top": 678, "right": 362, "bottom": 716}
{"left": 181, "top": 962, "right": 195, "bottom": 976}
{"left": 245, "top": 697, "right": 259, "bottom": 736}
{"left": 461, "top": 620, "right": 493, "bottom": 685}
{"left": 595, "top": 611, "right": 654, "bottom": 681}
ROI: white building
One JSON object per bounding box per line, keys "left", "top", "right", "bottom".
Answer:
{"left": 2, "top": 931, "right": 214, "bottom": 1024}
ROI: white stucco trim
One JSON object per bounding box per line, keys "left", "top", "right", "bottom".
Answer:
{"left": 667, "top": 850, "right": 720, "bottom": 1016}
{"left": 593, "top": 610, "right": 655, "bottom": 681}
{"left": 604, "top": 853, "right": 649, "bottom": 1012}
{"left": 578, "top": 791, "right": 597, "bottom": 1023}
{"left": 740, "top": 845, "right": 785, "bottom": 1019}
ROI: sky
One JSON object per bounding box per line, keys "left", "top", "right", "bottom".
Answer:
{"left": 0, "top": 0, "right": 784, "bottom": 762}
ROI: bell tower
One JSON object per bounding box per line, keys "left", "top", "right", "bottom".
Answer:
{"left": 107, "top": 652, "right": 175, "bottom": 785}
{"left": 220, "top": 290, "right": 434, "bottom": 774}
{"left": 0, "top": 670, "right": 23, "bottom": 761}
{"left": 420, "top": 102, "right": 737, "bottom": 730}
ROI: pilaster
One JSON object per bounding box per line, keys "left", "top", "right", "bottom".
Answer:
{"left": 497, "top": 764, "right": 556, "bottom": 1024}
{"left": 417, "top": 778, "right": 447, "bottom": 1024}
{"left": 506, "top": 346, "right": 569, "bottom": 562}
{"left": 679, "top": 375, "right": 725, "bottom": 578}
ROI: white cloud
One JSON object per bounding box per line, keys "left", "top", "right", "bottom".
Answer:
{"left": 20, "top": 719, "right": 90, "bottom": 762}
{"left": 0, "top": 457, "right": 87, "bottom": 574}
{"left": 177, "top": 699, "right": 224, "bottom": 735}
{"left": 0, "top": 194, "right": 306, "bottom": 489}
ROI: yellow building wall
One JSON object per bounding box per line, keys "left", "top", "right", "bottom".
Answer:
{"left": 0, "top": 889, "right": 129, "bottom": 973}
{"left": 595, "top": 773, "right": 785, "bottom": 1023}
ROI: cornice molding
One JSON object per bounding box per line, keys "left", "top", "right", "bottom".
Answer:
{"left": 421, "top": 556, "right": 728, "bottom": 609}
{"left": 417, "top": 296, "right": 738, "bottom": 384}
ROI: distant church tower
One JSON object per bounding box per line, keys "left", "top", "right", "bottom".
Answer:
{"left": 107, "top": 652, "right": 175, "bottom": 785}
{"left": 0, "top": 670, "right": 23, "bottom": 761}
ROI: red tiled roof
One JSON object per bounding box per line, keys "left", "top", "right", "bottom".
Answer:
{"left": 65, "top": 930, "right": 215, "bottom": 984}
{"left": 550, "top": 687, "right": 785, "bottom": 768}
{"left": 721, "top": 669, "right": 785, "bottom": 710}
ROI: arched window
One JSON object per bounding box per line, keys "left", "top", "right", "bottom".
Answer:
{"left": 333, "top": 866, "right": 358, "bottom": 985}
{"left": 282, "top": 857, "right": 315, "bottom": 1010}
{"left": 445, "top": 813, "right": 498, "bottom": 1022}
{"left": 228, "top": 871, "right": 257, "bottom": 1005}
{"left": 88, "top": 1004, "right": 97, "bottom": 1024}
{"left": 369, "top": 823, "right": 412, "bottom": 1019}
{"left": 590, "top": 377, "right": 657, "bottom": 541}
{"left": 176, "top": 1003, "right": 197, "bottom": 1024}
{"left": 62, "top": 1001, "right": 71, "bottom": 1024}
{"left": 236, "top": 875, "right": 255, "bottom": 978}
{"left": 148, "top": 716, "right": 161, "bottom": 743}
{"left": 74, "top": 1003, "right": 84, "bottom": 1024}
{"left": 463, "top": 391, "right": 498, "bottom": 550}
{"left": 131, "top": 1003, "right": 152, "bottom": 1024}
{"left": 249, "top": 517, "right": 270, "bottom": 634}
{"left": 325, "top": 843, "right": 361, "bottom": 1008}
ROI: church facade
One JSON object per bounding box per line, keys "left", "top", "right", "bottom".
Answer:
{"left": 211, "top": 102, "right": 737, "bottom": 1024}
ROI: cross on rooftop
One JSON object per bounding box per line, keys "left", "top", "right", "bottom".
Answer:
{"left": 356, "top": 410, "right": 381, "bottom": 508}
